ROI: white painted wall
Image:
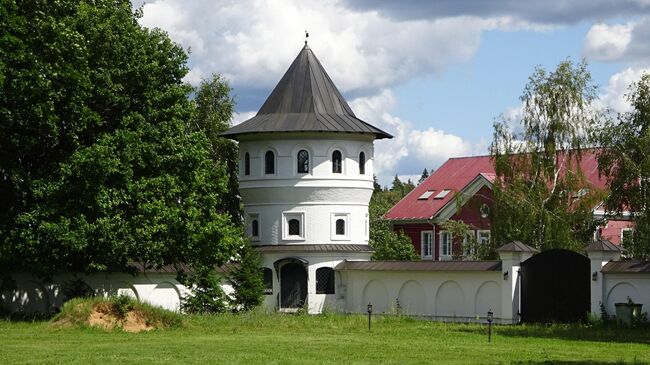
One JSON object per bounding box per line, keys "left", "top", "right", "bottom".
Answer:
{"left": 338, "top": 269, "right": 504, "bottom": 322}
{"left": 1, "top": 272, "right": 189, "bottom": 313}
{"left": 602, "top": 274, "right": 650, "bottom": 316}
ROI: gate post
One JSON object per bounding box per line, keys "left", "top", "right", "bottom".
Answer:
{"left": 497, "top": 242, "right": 538, "bottom": 324}
{"left": 585, "top": 240, "right": 623, "bottom": 316}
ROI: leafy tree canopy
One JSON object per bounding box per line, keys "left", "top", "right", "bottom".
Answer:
{"left": 369, "top": 186, "right": 418, "bottom": 261}
{"left": 490, "top": 59, "right": 604, "bottom": 252}
{"left": 0, "top": 0, "right": 240, "bottom": 278}
{"left": 596, "top": 73, "right": 650, "bottom": 258}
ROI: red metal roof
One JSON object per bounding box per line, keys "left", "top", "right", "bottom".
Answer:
{"left": 384, "top": 150, "right": 607, "bottom": 221}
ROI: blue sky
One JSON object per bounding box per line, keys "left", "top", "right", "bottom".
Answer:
{"left": 135, "top": 0, "right": 650, "bottom": 186}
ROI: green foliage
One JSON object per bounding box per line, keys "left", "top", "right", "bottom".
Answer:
{"left": 596, "top": 73, "right": 650, "bottom": 259}
{"left": 190, "top": 74, "right": 241, "bottom": 224}
{"left": 0, "top": 0, "right": 240, "bottom": 277}
{"left": 419, "top": 168, "right": 429, "bottom": 184}
{"left": 227, "top": 243, "right": 265, "bottom": 312}
{"left": 369, "top": 188, "right": 418, "bottom": 260}
{"left": 180, "top": 266, "right": 228, "bottom": 314}
{"left": 61, "top": 278, "right": 94, "bottom": 302}
{"left": 490, "top": 59, "right": 604, "bottom": 251}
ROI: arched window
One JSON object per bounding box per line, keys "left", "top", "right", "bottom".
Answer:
{"left": 332, "top": 150, "right": 342, "bottom": 173}
{"left": 336, "top": 219, "right": 345, "bottom": 236}
{"left": 297, "top": 150, "right": 309, "bottom": 173}
{"left": 316, "top": 267, "right": 335, "bottom": 294}
{"left": 251, "top": 219, "right": 259, "bottom": 237}
{"left": 288, "top": 219, "right": 300, "bottom": 236}
{"left": 263, "top": 268, "right": 273, "bottom": 295}
{"left": 265, "top": 150, "right": 275, "bottom": 174}
{"left": 359, "top": 152, "right": 365, "bottom": 175}
{"left": 244, "top": 152, "right": 250, "bottom": 176}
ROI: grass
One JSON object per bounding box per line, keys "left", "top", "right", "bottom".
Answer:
{"left": 0, "top": 311, "right": 649, "bottom": 364}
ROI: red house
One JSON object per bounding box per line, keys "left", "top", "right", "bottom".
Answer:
{"left": 384, "top": 152, "right": 634, "bottom": 260}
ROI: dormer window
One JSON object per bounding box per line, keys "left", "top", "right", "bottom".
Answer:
{"left": 297, "top": 150, "right": 309, "bottom": 173}
{"left": 265, "top": 150, "right": 275, "bottom": 174}
{"left": 359, "top": 152, "right": 365, "bottom": 175}
{"left": 244, "top": 152, "right": 250, "bottom": 176}
{"left": 332, "top": 150, "right": 342, "bottom": 173}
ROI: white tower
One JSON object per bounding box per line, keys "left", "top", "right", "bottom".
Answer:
{"left": 222, "top": 43, "right": 392, "bottom": 313}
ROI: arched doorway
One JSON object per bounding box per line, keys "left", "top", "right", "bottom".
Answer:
{"left": 278, "top": 260, "right": 308, "bottom": 309}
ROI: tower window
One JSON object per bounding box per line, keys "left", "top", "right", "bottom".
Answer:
{"left": 335, "top": 219, "right": 345, "bottom": 235}
{"left": 265, "top": 151, "right": 275, "bottom": 174}
{"left": 252, "top": 219, "right": 259, "bottom": 237}
{"left": 332, "top": 150, "right": 342, "bottom": 173}
{"left": 288, "top": 219, "right": 300, "bottom": 236}
{"left": 316, "top": 267, "right": 335, "bottom": 294}
{"left": 297, "top": 150, "right": 309, "bottom": 173}
{"left": 359, "top": 152, "right": 365, "bottom": 175}
{"left": 244, "top": 152, "right": 250, "bottom": 176}
{"left": 331, "top": 213, "right": 349, "bottom": 240}
{"left": 263, "top": 268, "right": 273, "bottom": 295}
{"left": 282, "top": 212, "right": 305, "bottom": 240}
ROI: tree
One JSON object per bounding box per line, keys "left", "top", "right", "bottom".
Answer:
{"left": 419, "top": 168, "right": 429, "bottom": 184}
{"left": 190, "top": 74, "right": 241, "bottom": 224}
{"left": 596, "top": 73, "right": 650, "bottom": 258}
{"left": 0, "top": 0, "right": 240, "bottom": 278}
{"left": 490, "top": 59, "right": 604, "bottom": 251}
{"left": 368, "top": 186, "right": 418, "bottom": 261}
{"left": 180, "top": 266, "right": 228, "bottom": 314}
{"left": 227, "top": 242, "right": 265, "bottom": 311}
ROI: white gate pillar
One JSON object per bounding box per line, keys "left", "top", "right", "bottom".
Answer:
{"left": 497, "top": 241, "right": 538, "bottom": 324}
{"left": 585, "top": 240, "right": 623, "bottom": 316}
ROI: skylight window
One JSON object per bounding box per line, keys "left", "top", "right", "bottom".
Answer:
{"left": 434, "top": 190, "right": 451, "bottom": 199}
{"left": 418, "top": 190, "right": 435, "bottom": 200}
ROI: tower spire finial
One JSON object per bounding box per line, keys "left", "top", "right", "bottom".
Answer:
{"left": 305, "top": 30, "right": 309, "bottom": 45}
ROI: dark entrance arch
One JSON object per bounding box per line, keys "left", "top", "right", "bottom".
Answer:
{"left": 280, "top": 262, "right": 307, "bottom": 309}
{"left": 520, "top": 249, "right": 590, "bottom": 323}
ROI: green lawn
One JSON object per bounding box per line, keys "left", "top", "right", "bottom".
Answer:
{"left": 1, "top": 313, "right": 649, "bottom": 364}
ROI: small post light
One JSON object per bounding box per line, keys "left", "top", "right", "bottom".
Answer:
{"left": 487, "top": 309, "right": 494, "bottom": 343}
{"left": 367, "top": 303, "right": 373, "bottom": 331}
{"left": 503, "top": 271, "right": 509, "bottom": 281}
{"left": 592, "top": 272, "right": 598, "bottom": 281}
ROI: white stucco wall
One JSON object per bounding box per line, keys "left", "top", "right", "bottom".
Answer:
{"left": 338, "top": 269, "right": 504, "bottom": 322}
{"left": 602, "top": 273, "right": 650, "bottom": 316}
{"left": 1, "top": 272, "right": 189, "bottom": 313}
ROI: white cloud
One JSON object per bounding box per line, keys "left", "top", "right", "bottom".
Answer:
{"left": 596, "top": 67, "right": 650, "bottom": 114}
{"left": 350, "top": 90, "right": 483, "bottom": 186}
{"left": 231, "top": 111, "right": 257, "bottom": 126}
{"left": 137, "top": 0, "right": 516, "bottom": 97}
{"left": 583, "top": 17, "right": 650, "bottom": 63}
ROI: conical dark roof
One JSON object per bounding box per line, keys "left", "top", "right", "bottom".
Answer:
{"left": 222, "top": 44, "right": 392, "bottom": 140}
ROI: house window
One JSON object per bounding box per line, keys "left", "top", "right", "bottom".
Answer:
{"left": 463, "top": 230, "right": 476, "bottom": 257}
{"left": 331, "top": 213, "right": 350, "bottom": 240}
{"left": 440, "top": 231, "right": 452, "bottom": 259}
{"left": 332, "top": 150, "right": 342, "bottom": 173}
{"left": 244, "top": 152, "right": 250, "bottom": 176}
{"left": 621, "top": 228, "right": 634, "bottom": 247}
{"left": 359, "top": 152, "right": 366, "bottom": 175}
{"left": 477, "top": 230, "right": 491, "bottom": 245}
{"left": 265, "top": 150, "right": 275, "bottom": 175}
{"left": 248, "top": 213, "right": 260, "bottom": 241}
{"left": 263, "top": 268, "right": 273, "bottom": 295}
{"left": 421, "top": 231, "right": 433, "bottom": 259}
{"left": 316, "top": 267, "right": 335, "bottom": 294}
{"left": 282, "top": 212, "right": 305, "bottom": 240}
{"left": 297, "top": 149, "right": 309, "bottom": 174}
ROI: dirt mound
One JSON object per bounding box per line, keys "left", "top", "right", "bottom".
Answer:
{"left": 51, "top": 297, "right": 182, "bottom": 332}
{"left": 87, "top": 304, "right": 153, "bottom": 332}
